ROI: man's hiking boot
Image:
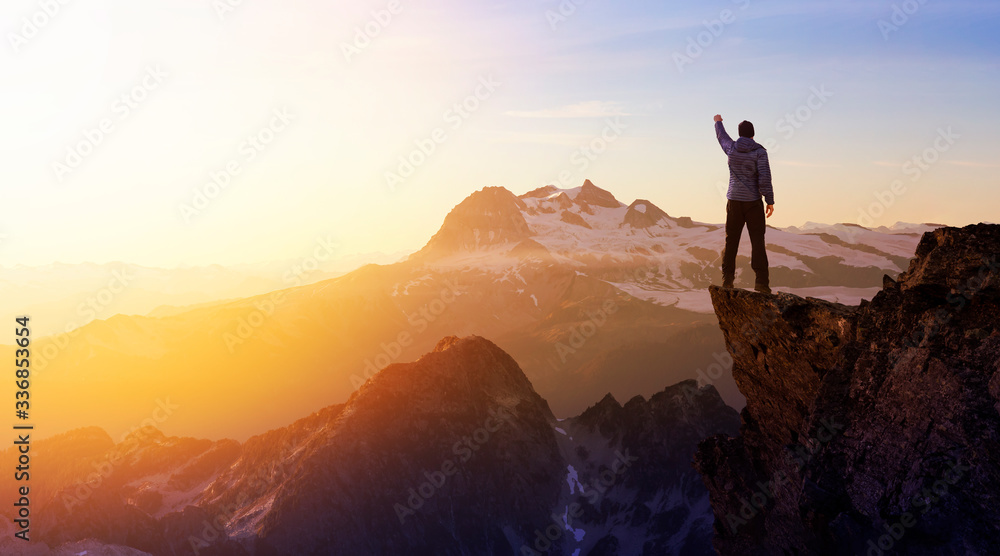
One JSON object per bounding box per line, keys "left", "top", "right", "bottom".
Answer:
{"left": 754, "top": 283, "right": 772, "bottom": 295}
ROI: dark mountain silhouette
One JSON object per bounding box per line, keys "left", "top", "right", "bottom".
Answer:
{"left": 3, "top": 336, "right": 739, "bottom": 555}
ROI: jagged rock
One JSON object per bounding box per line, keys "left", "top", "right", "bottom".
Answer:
{"left": 562, "top": 380, "right": 740, "bottom": 555}
{"left": 622, "top": 199, "right": 670, "bottom": 229}
{"left": 575, "top": 180, "right": 621, "bottom": 209}
{"left": 695, "top": 224, "right": 1000, "bottom": 555}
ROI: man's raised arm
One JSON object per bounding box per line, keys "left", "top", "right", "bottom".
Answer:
{"left": 714, "top": 114, "right": 734, "bottom": 154}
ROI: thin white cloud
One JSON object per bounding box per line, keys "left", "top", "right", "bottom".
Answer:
{"left": 505, "top": 101, "right": 630, "bottom": 119}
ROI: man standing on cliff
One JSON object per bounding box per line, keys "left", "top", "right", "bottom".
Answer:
{"left": 714, "top": 114, "right": 774, "bottom": 294}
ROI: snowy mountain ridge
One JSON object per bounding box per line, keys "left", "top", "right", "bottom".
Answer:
{"left": 415, "top": 180, "right": 939, "bottom": 312}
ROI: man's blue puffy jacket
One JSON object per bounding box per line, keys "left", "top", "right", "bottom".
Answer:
{"left": 716, "top": 121, "right": 774, "bottom": 205}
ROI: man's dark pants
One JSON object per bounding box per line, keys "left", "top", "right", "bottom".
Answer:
{"left": 722, "top": 199, "right": 769, "bottom": 287}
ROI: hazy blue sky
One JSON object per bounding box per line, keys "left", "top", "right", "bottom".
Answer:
{"left": 1, "top": 0, "right": 998, "bottom": 266}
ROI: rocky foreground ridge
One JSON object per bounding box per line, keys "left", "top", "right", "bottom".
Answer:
{"left": 695, "top": 224, "right": 1000, "bottom": 555}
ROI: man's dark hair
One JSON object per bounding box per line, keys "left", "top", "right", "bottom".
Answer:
{"left": 738, "top": 120, "right": 755, "bottom": 138}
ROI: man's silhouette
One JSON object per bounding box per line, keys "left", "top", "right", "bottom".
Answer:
{"left": 714, "top": 114, "right": 774, "bottom": 294}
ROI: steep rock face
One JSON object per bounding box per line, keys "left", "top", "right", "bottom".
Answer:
{"left": 563, "top": 381, "right": 741, "bottom": 555}
{"left": 622, "top": 200, "right": 670, "bottom": 229}
{"left": 695, "top": 224, "right": 1000, "bottom": 555}
{"left": 253, "top": 335, "right": 566, "bottom": 555}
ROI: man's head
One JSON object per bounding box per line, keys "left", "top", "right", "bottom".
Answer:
{"left": 738, "top": 120, "right": 755, "bottom": 138}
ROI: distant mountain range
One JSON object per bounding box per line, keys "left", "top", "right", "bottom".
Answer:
{"left": 0, "top": 252, "right": 408, "bottom": 337}
{"left": 5, "top": 180, "right": 940, "bottom": 442}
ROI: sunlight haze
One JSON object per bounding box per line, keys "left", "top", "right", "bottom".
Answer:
{"left": 1, "top": 0, "right": 997, "bottom": 267}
